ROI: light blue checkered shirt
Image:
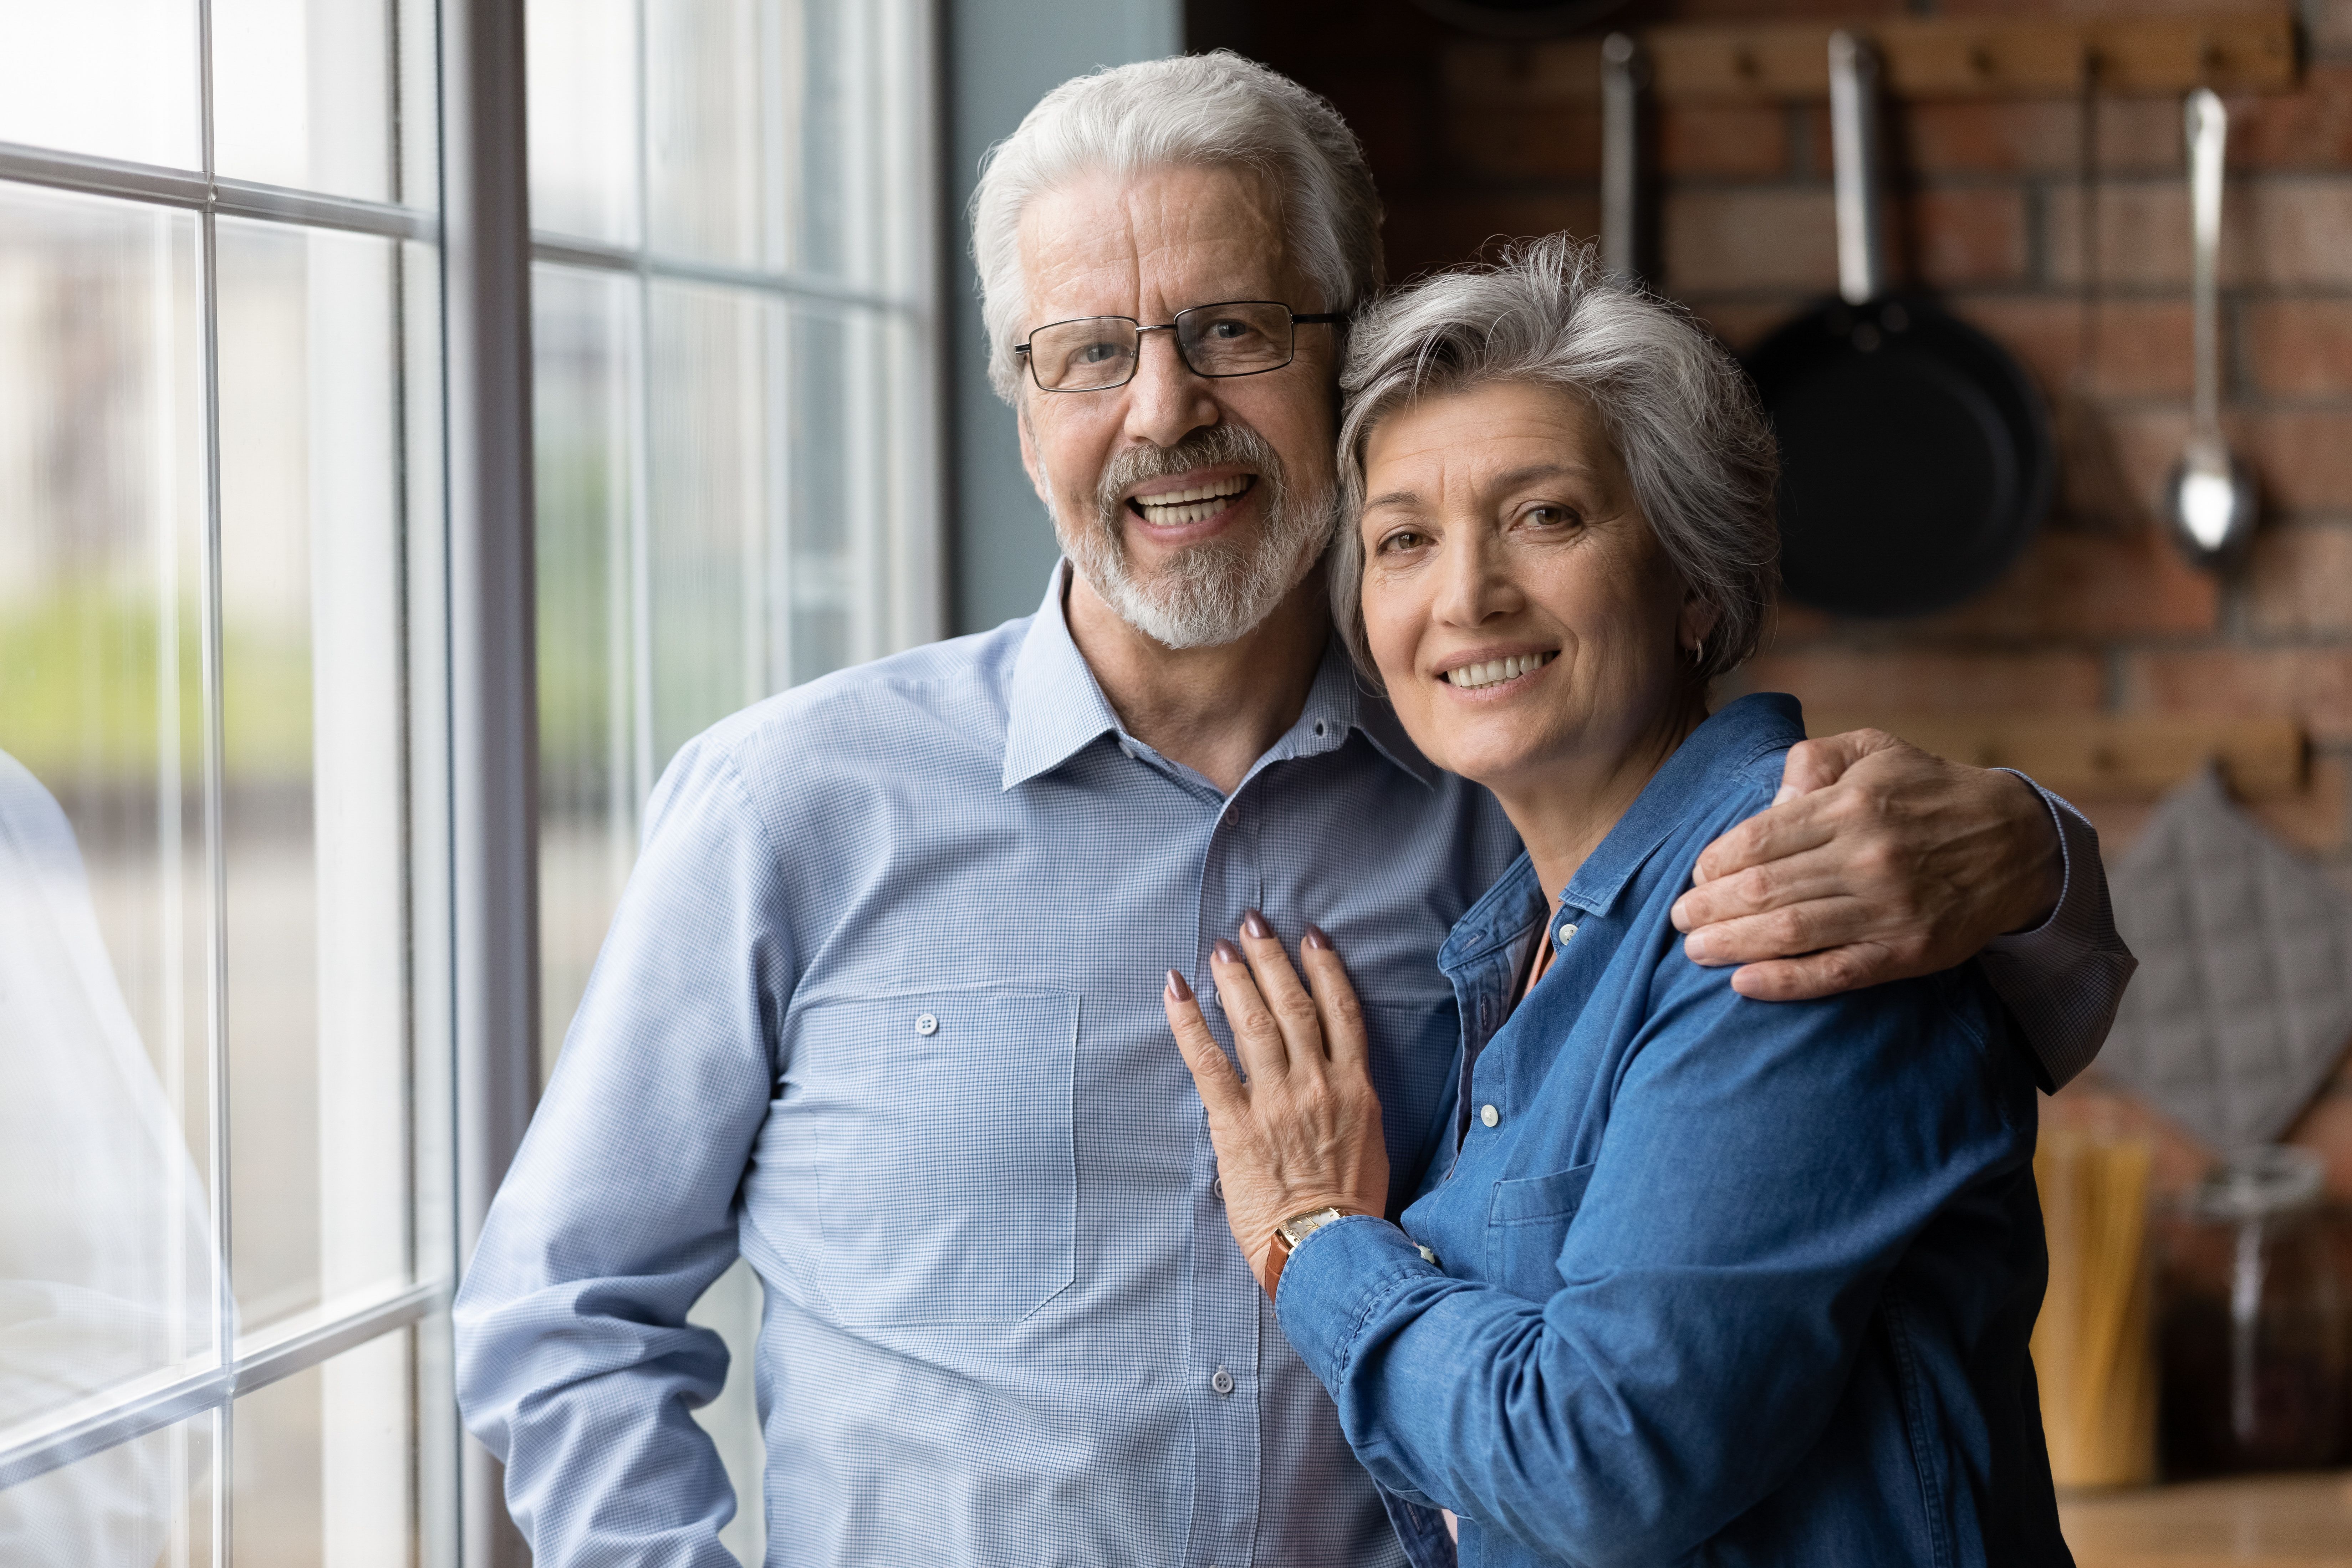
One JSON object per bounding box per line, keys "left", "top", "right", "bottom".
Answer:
{"left": 453, "top": 565, "right": 2128, "bottom": 1567}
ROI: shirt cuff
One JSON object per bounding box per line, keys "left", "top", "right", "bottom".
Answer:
{"left": 1272, "top": 1214, "right": 1434, "bottom": 1390}
{"left": 1979, "top": 772, "right": 2138, "bottom": 1093}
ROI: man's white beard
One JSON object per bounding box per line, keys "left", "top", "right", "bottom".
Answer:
{"left": 1050, "top": 423, "right": 1337, "bottom": 650}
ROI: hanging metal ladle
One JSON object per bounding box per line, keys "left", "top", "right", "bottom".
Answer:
{"left": 2163, "top": 88, "right": 2258, "bottom": 568}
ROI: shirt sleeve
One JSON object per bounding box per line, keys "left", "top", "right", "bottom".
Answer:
{"left": 1274, "top": 957, "right": 2037, "bottom": 1568}
{"left": 1976, "top": 771, "right": 2137, "bottom": 1091}
{"left": 452, "top": 738, "right": 795, "bottom": 1567}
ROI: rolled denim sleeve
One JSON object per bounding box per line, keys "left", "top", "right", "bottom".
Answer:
{"left": 452, "top": 737, "right": 795, "bottom": 1567}
{"left": 1275, "top": 963, "right": 2034, "bottom": 1568}
{"left": 1978, "top": 773, "right": 2137, "bottom": 1091}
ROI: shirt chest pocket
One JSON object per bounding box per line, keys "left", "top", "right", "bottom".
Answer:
{"left": 1484, "top": 1161, "right": 1597, "bottom": 1302}
{"left": 782, "top": 987, "right": 1078, "bottom": 1328}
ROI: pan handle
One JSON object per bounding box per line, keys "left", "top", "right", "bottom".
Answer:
{"left": 2185, "top": 87, "right": 2227, "bottom": 444}
{"left": 1828, "top": 31, "right": 1887, "bottom": 305}
{"left": 1601, "top": 33, "right": 1644, "bottom": 282}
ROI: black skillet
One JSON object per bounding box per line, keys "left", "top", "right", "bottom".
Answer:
{"left": 1743, "top": 34, "right": 2053, "bottom": 619}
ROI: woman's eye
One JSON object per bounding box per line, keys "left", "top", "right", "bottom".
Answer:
{"left": 1524, "top": 504, "right": 1579, "bottom": 529}
{"left": 1377, "top": 530, "right": 1427, "bottom": 554}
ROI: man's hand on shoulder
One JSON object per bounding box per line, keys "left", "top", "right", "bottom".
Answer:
{"left": 1669, "top": 729, "right": 2064, "bottom": 1001}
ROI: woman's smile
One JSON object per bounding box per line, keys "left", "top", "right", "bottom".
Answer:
{"left": 1435, "top": 647, "right": 1560, "bottom": 696}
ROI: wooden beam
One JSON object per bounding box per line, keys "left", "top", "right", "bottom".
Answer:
{"left": 1443, "top": 10, "right": 2299, "bottom": 105}
{"left": 1801, "top": 714, "right": 2308, "bottom": 801}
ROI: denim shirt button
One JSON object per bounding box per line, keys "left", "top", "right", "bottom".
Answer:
{"left": 1211, "top": 1366, "right": 1235, "bottom": 1396}
{"left": 1480, "top": 1104, "right": 1500, "bottom": 1128}
{"left": 1418, "top": 1244, "right": 1441, "bottom": 1268}
{"left": 1560, "top": 923, "right": 1578, "bottom": 942}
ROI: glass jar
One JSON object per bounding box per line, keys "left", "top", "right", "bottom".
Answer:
{"left": 2157, "top": 1146, "right": 2347, "bottom": 1477}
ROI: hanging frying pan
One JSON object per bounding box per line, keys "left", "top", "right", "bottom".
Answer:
{"left": 1744, "top": 33, "right": 2054, "bottom": 618}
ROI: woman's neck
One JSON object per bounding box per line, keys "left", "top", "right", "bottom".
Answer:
{"left": 1489, "top": 693, "right": 1710, "bottom": 921}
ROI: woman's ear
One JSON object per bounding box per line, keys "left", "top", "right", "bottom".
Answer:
{"left": 1677, "top": 588, "right": 1722, "bottom": 658}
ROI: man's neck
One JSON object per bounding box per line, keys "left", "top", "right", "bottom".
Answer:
{"left": 1065, "top": 567, "right": 1331, "bottom": 796}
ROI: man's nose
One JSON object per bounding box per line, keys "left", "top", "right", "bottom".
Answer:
{"left": 1121, "top": 331, "right": 1220, "bottom": 451}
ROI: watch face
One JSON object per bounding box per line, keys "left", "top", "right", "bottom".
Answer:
{"left": 1281, "top": 1207, "right": 1340, "bottom": 1246}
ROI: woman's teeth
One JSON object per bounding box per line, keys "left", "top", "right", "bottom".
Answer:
{"left": 1445, "top": 652, "right": 1556, "bottom": 690}
{"left": 1132, "top": 476, "right": 1251, "bottom": 526}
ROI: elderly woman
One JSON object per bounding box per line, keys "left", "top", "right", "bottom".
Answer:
{"left": 1165, "top": 236, "right": 2065, "bottom": 1568}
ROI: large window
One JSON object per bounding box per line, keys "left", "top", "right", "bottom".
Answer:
{"left": 0, "top": 0, "right": 941, "bottom": 1561}
{"left": 0, "top": 1, "right": 453, "bottom": 1563}
{"left": 526, "top": 5, "right": 939, "bottom": 1561}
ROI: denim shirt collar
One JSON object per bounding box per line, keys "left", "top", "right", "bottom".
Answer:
{"left": 1436, "top": 693, "right": 1802, "bottom": 977}
{"left": 1001, "top": 560, "right": 1435, "bottom": 792}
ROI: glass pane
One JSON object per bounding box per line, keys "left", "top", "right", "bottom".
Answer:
{"left": 534, "top": 264, "right": 642, "bottom": 1078}
{"left": 213, "top": 220, "right": 410, "bottom": 1335}
{"left": 792, "top": 0, "right": 928, "bottom": 293}
{"left": 526, "top": 0, "right": 641, "bottom": 246}
{"left": 0, "top": 1406, "right": 217, "bottom": 1567}
{"left": 0, "top": 184, "right": 214, "bottom": 1432}
{"left": 211, "top": 0, "right": 396, "bottom": 202}
{"left": 234, "top": 1328, "right": 415, "bottom": 1568}
{"left": 647, "top": 280, "right": 770, "bottom": 762}
{"left": 644, "top": 0, "right": 771, "bottom": 269}
{"left": 0, "top": 2, "right": 201, "bottom": 170}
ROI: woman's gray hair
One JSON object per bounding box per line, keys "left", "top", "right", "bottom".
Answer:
{"left": 1332, "top": 235, "right": 1779, "bottom": 687}
{"left": 970, "top": 52, "right": 1382, "bottom": 403}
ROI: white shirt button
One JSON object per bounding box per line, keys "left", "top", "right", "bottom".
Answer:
{"left": 1480, "top": 1103, "right": 1500, "bottom": 1128}
{"left": 1417, "top": 1244, "right": 1441, "bottom": 1267}
{"left": 1211, "top": 1366, "right": 1235, "bottom": 1396}
{"left": 1213, "top": 1178, "right": 1224, "bottom": 1199}
{"left": 1560, "top": 923, "right": 1577, "bottom": 942}
{"left": 914, "top": 1013, "right": 938, "bottom": 1037}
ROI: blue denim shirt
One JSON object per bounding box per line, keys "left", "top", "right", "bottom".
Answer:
{"left": 1275, "top": 694, "right": 2070, "bottom": 1568}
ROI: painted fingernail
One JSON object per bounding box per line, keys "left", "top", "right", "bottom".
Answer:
{"left": 1166, "top": 969, "right": 1193, "bottom": 1001}
{"left": 1241, "top": 908, "right": 1272, "bottom": 939}
{"left": 1303, "top": 924, "right": 1332, "bottom": 951}
{"left": 1213, "top": 939, "right": 1244, "bottom": 964}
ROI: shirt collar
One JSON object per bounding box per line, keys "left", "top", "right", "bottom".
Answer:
{"left": 1436, "top": 692, "right": 1803, "bottom": 970}
{"left": 1559, "top": 691, "right": 1803, "bottom": 920}
{"left": 1000, "top": 560, "right": 1438, "bottom": 793}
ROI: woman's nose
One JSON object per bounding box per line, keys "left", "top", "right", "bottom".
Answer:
{"left": 1121, "top": 332, "right": 1220, "bottom": 450}
{"left": 1433, "top": 528, "right": 1519, "bottom": 627}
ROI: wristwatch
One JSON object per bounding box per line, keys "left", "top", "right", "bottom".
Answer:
{"left": 1263, "top": 1205, "right": 1349, "bottom": 1297}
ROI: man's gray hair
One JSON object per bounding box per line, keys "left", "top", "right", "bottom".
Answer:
{"left": 970, "top": 52, "right": 1382, "bottom": 403}
{"left": 1332, "top": 235, "right": 1779, "bottom": 686}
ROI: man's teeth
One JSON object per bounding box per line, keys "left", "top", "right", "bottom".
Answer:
{"left": 1445, "top": 653, "right": 1556, "bottom": 690}
{"left": 1133, "top": 476, "right": 1250, "bottom": 525}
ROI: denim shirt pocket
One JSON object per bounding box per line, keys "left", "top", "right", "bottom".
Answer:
{"left": 1485, "top": 1161, "right": 1597, "bottom": 1301}
{"left": 783, "top": 986, "right": 1078, "bottom": 1328}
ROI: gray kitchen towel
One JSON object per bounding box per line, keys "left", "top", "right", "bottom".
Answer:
{"left": 2099, "top": 762, "right": 2352, "bottom": 1150}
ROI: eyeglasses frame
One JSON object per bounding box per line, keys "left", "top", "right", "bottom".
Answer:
{"left": 1014, "top": 300, "right": 1347, "bottom": 393}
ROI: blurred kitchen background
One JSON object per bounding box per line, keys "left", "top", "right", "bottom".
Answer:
{"left": 2, "top": 0, "right": 2350, "bottom": 1562}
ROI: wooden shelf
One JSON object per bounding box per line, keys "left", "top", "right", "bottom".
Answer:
{"left": 2058, "top": 1472, "right": 2352, "bottom": 1566}
{"left": 1801, "top": 713, "right": 2307, "bottom": 801}
{"left": 1444, "top": 10, "right": 2299, "bottom": 104}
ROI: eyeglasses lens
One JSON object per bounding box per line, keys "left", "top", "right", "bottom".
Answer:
{"left": 1029, "top": 320, "right": 1139, "bottom": 390}
{"left": 1176, "top": 303, "right": 1293, "bottom": 376}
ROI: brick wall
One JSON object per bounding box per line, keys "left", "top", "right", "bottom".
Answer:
{"left": 1199, "top": 0, "right": 2352, "bottom": 1194}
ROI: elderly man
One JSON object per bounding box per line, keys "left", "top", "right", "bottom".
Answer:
{"left": 455, "top": 52, "right": 2130, "bottom": 1568}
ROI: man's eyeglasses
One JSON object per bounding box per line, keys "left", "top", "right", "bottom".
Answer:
{"left": 1015, "top": 301, "right": 1345, "bottom": 393}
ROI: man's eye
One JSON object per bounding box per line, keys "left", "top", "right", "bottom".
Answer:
{"left": 1077, "top": 340, "right": 1128, "bottom": 364}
